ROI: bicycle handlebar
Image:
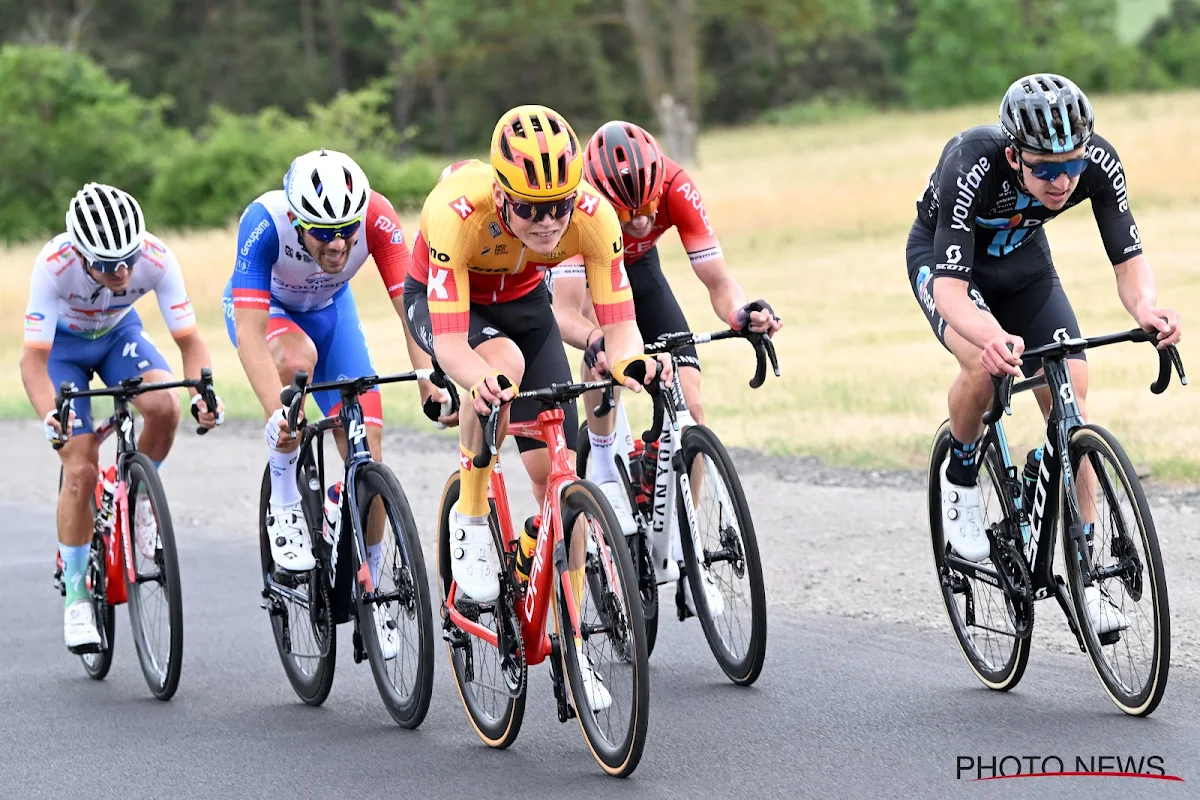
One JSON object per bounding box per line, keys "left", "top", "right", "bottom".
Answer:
{"left": 280, "top": 367, "right": 442, "bottom": 434}
{"left": 643, "top": 327, "right": 781, "bottom": 389}
{"left": 52, "top": 370, "right": 222, "bottom": 448}
{"left": 983, "top": 328, "right": 1186, "bottom": 425}
{"left": 194, "top": 367, "right": 218, "bottom": 436}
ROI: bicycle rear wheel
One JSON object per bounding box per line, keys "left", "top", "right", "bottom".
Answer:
{"left": 437, "top": 473, "right": 526, "bottom": 749}
{"left": 124, "top": 453, "right": 183, "bottom": 701}
{"left": 352, "top": 462, "right": 435, "bottom": 729}
{"left": 1064, "top": 424, "right": 1169, "bottom": 717}
{"left": 258, "top": 465, "right": 336, "bottom": 706}
{"left": 555, "top": 479, "right": 649, "bottom": 777}
{"left": 928, "top": 422, "right": 1031, "bottom": 691}
{"left": 577, "top": 422, "right": 660, "bottom": 657}
{"left": 676, "top": 425, "right": 767, "bottom": 686}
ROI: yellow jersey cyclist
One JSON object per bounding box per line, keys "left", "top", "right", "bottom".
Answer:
{"left": 402, "top": 105, "right": 670, "bottom": 609}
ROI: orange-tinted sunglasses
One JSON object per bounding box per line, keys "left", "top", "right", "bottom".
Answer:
{"left": 615, "top": 197, "right": 660, "bottom": 224}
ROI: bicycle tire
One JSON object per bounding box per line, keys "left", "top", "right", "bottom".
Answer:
{"left": 123, "top": 452, "right": 184, "bottom": 701}
{"left": 928, "top": 421, "right": 1031, "bottom": 691}
{"left": 258, "top": 465, "right": 336, "bottom": 706}
{"left": 554, "top": 479, "right": 649, "bottom": 777}
{"left": 352, "top": 462, "right": 435, "bottom": 729}
{"left": 437, "top": 472, "right": 526, "bottom": 749}
{"left": 1063, "top": 424, "right": 1169, "bottom": 717}
{"left": 576, "top": 422, "right": 660, "bottom": 656}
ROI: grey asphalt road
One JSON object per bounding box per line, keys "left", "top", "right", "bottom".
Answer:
{"left": 1, "top": 502, "right": 1197, "bottom": 800}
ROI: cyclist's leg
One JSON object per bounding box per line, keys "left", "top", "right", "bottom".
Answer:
{"left": 627, "top": 246, "right": 703, "bottom": 422}
{"left": 95, "top": 312, "right": 178, "bottom": 465}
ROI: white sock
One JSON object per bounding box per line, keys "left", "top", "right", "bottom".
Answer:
{"left": 588, "top": 430, "right": 620, "bottom": 484}
{"left": 368, "top": 542, "right": 384, "bottom": 588}
{"left": 268, "top": 448, "right": 301, "bottom": 509}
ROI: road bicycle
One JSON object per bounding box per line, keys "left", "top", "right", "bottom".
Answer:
{"left": 258, "top": 369, "right": 435, "bottom": 727}
{"left": 435, "top": 369, "right": 650, "bottom": 777}
{"left": 928, "top": 327, "right": 1185, "bottom": 716}
{"left": 575, "top": 328, "right": 778, "bottom": 686}
{"left": 52, "top": 367, "right": 219, "bottom": 700}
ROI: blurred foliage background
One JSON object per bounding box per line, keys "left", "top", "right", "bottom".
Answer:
{"left": 0, "top": 0, "right": 1194, "bottom": 241}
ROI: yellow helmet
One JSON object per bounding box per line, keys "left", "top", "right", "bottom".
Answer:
{"left": 490, "top": 105, "right": 582, "bottom": 202}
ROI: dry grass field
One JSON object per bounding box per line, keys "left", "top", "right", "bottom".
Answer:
{"left": 3, "top": 91, "right": 1198, "bottom": 478}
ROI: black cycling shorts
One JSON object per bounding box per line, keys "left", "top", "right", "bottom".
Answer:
{"left": 403, "top": 276, "right": 577, "bottom": 453}
{"left": 627, "top": 246, "right": 700, "bottom": 371}
{"left": 906, "top": 227, "right": 1084, "bottom": 378}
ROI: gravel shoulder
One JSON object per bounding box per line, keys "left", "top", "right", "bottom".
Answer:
{"left": 9, "top": 418, "right": 1200, "bottom": 672}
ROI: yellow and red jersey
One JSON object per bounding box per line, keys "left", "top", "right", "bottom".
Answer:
{"left": 408, "top": 159, "right": 634, "bottom": 336}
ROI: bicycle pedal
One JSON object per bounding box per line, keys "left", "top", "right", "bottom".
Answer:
{"left": 67, "top": 642, "right": 102, "bottom": 656}
{"left": 352, "top": 628, "right": 366, "bottom": 663}
{"left": 674, "top": 581, "right": 693, "bottom": 622}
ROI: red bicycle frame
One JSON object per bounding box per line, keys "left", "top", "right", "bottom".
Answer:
{"left": 445, "top": 407, "right": 610, "bottom": 666}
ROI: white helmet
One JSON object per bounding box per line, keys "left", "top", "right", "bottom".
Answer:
{"left": 66, "top": 183, "right": 146, "bottom": 262}
{"left": 283, "top": 149, "right": 370, "bottom": 225}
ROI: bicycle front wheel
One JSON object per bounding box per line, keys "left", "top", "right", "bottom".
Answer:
{"left": 124, "top": 452, "right": 184, "bottom": 701}
{"left": 1064, "top": 424, "right": 1169, "bottom": 717}
{"left": 555, "top": 479, "right": 649, "bottom": 778}
{"left": 676, "top": 425, "right": 767, "bottom": 686}
{"left": 353, "top": 462, "right": 435, "bottom": 729}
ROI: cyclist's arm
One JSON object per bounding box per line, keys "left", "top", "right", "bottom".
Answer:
{"left": 231, "top": 204, "right": 284, "bottom": 418}
{"left": 151, "top": 242, "right": 210, "bottom": 396}
{"left": 690, "top": 255, "right": 747, "bottom": 323}
{"left": 547, "top": 257, "right": 599, "bottom": 350}
{"left": 666, "top": 165, "right": 742, "bottom": 322}
{"left": 932, "top": 278, "right": 1005, "bottom": 349}
{"left": 20, "top": 261, "right": 60, "bottom": 419}
{"left": 1113, "top": 254, "right": 1157, "bottom": 317}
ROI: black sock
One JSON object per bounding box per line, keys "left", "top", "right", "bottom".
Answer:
{"left": 946, "top": 434, "right": 980, "bottom": 487}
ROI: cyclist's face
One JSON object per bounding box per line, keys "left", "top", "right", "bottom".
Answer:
{"left": 621, "top": 213, "right": 655, "bottom": 239}
{"left": 1007, "top": 146, "right": 1087, "bottom": 211}
{"left": 84, "top": 261, "right": 132, "bottom": 291}
{"left": 492, "top": 183, "right": 572, "bottom": 253}
{"left": 300, "top": 228, "right": 357, "bottom": 272}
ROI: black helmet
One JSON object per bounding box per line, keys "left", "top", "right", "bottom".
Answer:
{"left": 999, "top": 73, "right": 1094, "bottom": 154}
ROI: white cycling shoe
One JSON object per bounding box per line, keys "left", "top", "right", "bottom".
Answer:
{"left": 450, "top": 502, "right": 500, "bottom": 602}
{"left": 64, "top": 600, "right": 101, "bottom": 651}
{"left": 939, "top": 461, "right": 990, "bottom": 562}
{"left": 374, "top": 606, "right": 401, "bottom": 660}
{"left": 598, "top": 481, "right": 638, "bottom": 536}
{"left": 577, "top": 642, "right": 613, "bottom": 712}
{"left": 134, "top": 493, "right": 160, "bottom": 561}
{"left": 1084, "top": 585, "right": 1129, "bottom": 636}
{"left": 267, "top": 502, "right": 316, "bottom": 572}
{"left": 683, "top": 564, "right": 725, "bottom": 617}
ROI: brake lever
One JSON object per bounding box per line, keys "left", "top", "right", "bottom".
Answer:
{"left": 52, "top": 381, "right": 73, "bottom": 451}
{"left": 281, "top": 370, "right": 309, "bottom": 434}
{"left": 195, "top": 366, "right": 218, "bottom": 435}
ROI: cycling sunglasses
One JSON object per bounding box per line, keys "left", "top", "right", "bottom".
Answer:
{"left": 615, "top": 197, "right": 660, "bottom": 224}
{"left": 87, "top": 249, "right": 142, "bottom": 274}
{"left": 1019, "top": 153, "right": 1088, "bottom": 181}
{"left": 296, "top": 217, "right": 363, "bottom": 243}
{"left": 506, "top": 194, "right": 576, "bottom": 223}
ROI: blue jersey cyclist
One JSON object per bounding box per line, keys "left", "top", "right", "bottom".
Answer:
{"left": 21, "top": 184, "right": 224, "bottom": 652}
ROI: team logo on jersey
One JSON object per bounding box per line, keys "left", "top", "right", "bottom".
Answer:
{"left": 391, "top": 229, "right": 404, "bottom": 244}
{"left": 494, "top": 244, "right": 507, "bottom": 255}
{"left": 480, "top": 246, "right": 491, "bottom": 256}
{"left": 489, "top": 222, "right": 502, "bottom": 238}
{"left": 577, "top": 194, "right": 600, "bottom": 216}
{"left": 610, "top": 255, "right": 629, "bottom": 292}
{"left": 450, "top": 196, "right": 474, "bottom": 220}
{"left": 427, "top": 268, "right": 459, "bottom": 302}
{"left": 374, "top": 215, "right": 397, "bottom": 234}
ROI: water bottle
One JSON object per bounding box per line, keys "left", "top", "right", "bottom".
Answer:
{"left": 1020, "top": 447, "right": 1042, "bottom": 512}
{"left": 323, "top": 481, "right": 342, "bottom": 546}
{"left": 514, "top": 515, "right": 539, "bottom": 582}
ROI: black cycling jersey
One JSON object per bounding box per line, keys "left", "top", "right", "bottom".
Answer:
{"left": 913, "top": 125, "right": 1142, "bottom": 283}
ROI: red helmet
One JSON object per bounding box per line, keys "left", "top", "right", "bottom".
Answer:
{"left": 584, "top": 121, "right": 665, "bottom": 214}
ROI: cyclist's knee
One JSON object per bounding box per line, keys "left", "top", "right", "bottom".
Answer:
{"left": 137, "top": 388, "right": 180, "bottom": 428}
{"left": 476, "top": 337, "right": 525, "bottom": 386}
{"left": 61, "top": 455, "right": 98, "bottom": 497}
{"left": 272, "top": 340, "right": 317, "bottom": 386}
{"left": 680, "top": 366, "right": 703, "bottom": 424}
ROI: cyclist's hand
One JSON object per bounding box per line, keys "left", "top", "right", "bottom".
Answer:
{"left": 981, "top": 334, "right": 1024, "bottom": 378}
{"left": 583, "top": 330, "right": 609, "bottom": 376}
{"left": 730, "top": 300, "right": 782, "bottom": 337}
{"left": 44, "top": 409, "right": 74, "bottom": 447}
{"left": 611, "top": 355, "right": 673, "bottom": 393}
{"left": 470, "top": 374, "right": 514, "bottom": 416}
{"left": 420, "top": 380, "right": 459, "bottom": 428}
{"left": 191, "top": 394, "right": 225, "bottom": 429}
{"left": 1135, "top": 304, "right": 1182, "bottom": 349}
{"left": 265, "top": 407, "right": 299, "bottom": 449}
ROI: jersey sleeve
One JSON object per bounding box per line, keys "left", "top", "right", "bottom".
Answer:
{"left": 148, "top": 240, "right": 198, "bottom": 338}
{"left": 363, "top": 191, "right": 412, "bottom": 299}
{"left": 230, "top": 202, "right": 279, "bottom": 311}
{"left": 930, "top": 137, "right": 995, "bottom": 281}
{"left": 1084, "top": 134, "right": 1143, "bottom": 266}
{"left": 575, "top": 194, "right": 635, "bottom": 326}
{"left": 23, "top": 260, "right": 60, "bottom": 349}
{"left": 421, "top": 206, "right": 475, "bottom": 336}
{"left": 664, "top": 166, "right": 723, "bottom": 265}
